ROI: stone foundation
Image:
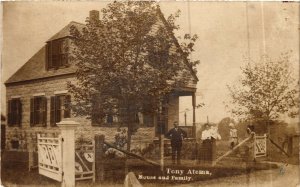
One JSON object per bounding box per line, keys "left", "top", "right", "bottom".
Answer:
{"left": 5, "top": 125, "right": 155, "bottom": 152}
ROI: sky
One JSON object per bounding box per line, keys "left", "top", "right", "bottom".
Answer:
{"left": 1, "top": 1, "right": 299, "bottom": 125}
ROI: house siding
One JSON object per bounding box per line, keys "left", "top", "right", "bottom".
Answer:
{"left": 5, "top": 75, "right": 158, "bottom": 152}
{"left": 167, "top": 94, "right": 179, "bottom": 131}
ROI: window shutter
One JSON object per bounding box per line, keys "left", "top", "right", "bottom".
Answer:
{"left": 17, "top": 99, "right": 22, "bottom": 126}
{"left": 50, "top": 96, "right": 56, "bottom": 126}
{"left": 46, "top": 42, "right": 53, "bottom": 70}
{"left": 56, "top": 96, "right": 61, "bottom": 123}
{"left": 64, "top": 95, "right": 71, "bottom": 118}
{"left": 49, "top": 42, "right": 53, "bottom": 69}
{"left": 30, "top": 98, "right": 34, "bottom": 126}
{"left": 43, "top": 97, "right": 47, "bottom": 127}
{"left": 7, "top": 100, "right": 11, "bottom": 126}
{"left": 46, "top": 44, "right": 49, "bottom": 70}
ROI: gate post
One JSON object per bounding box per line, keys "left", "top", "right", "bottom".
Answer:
{"left": 57, "top": 119, "right": 79, "bottom": 187}
{"left": 95, "top": 134, "right": 105, "bottom": 181}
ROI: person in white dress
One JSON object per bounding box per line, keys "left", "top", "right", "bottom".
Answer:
{"left": 229, "top": 123, "right": 238, "bottom": 149}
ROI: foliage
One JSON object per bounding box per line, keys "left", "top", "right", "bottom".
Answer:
{"left": 226, "top": 52, "right": 298, "bottom": 123}
{"left": 68, "top": 1, "right": 199, "bottom": 150}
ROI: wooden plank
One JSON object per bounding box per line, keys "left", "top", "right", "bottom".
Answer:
{"left": 39, "top": 168, "right": 62, "bottom": 182}
{"left": 213, "top": 132, "right": 255, "bottom": 166}
{"left": 75, "top": 177, "right": 93, "bottom": 181}
{"left": 38, "top": 142, "right": 60, "bottom": 146}
{"left": 76, "top": 171, "right": 94, "bottom": 175}
{"left": 40, "top": 165, "right": 60, "bottom": 172}
{"left": 104, "top": 141, "right": 160, "bottom": 167}
{"left": 75, "top": 152, "right": 90, "bottom": 171}
{"left": 268, "top": 137, "right": 289, "bottom": 157}
{"left": 39, "top": 163, "right": 60, "bottom": 169}
{"left": 38, "top": 137, "right": 61, "bottom": 140}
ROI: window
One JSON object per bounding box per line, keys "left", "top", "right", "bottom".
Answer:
{"left": 50, "top": 95, "right": 71, "bottom": 126}
{"left": 92, "top": 113, "right": 119, "bottom": 126}
{"left": 7, "top": 98, "right": 22, "bottom": 126}
{"left": 46, "top": 39, "right": 69, "bottom": 70}
{"left": 30, "top": 96, "right": 47, "bottom": 126}
{"left": 148, "top": 47, "right": 169, "bottom": 67}
{"left": 142, "top": 113, "right": 154, "bottom": 127}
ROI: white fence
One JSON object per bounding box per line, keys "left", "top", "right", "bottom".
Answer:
{"left": 254, "top": 134, "right": 267, "bottom": 158}
{"left": 37, "top": 134, "right": 63, "bottom": 182}
{"left": 37, "top": 119, "right": 95, "bottom": 186}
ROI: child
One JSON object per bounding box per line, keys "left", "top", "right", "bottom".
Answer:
{"left": 229, "top": 123, "right": 238, "bottom": 149}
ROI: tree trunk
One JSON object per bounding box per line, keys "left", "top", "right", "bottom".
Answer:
{"left": 125, "top": 102, "right": 133, "bottom": 152}
{"left": 267, "top": 120, "right": 270, "bottom": 137}
{"left": 127, "top": 124, "right": 132, "bottom": 152}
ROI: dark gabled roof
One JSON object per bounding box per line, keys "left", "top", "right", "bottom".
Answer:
{"left": 5, "top": 21, "right": 84, "bottom": 85}
{"left": 47, "top": 21, "right": 85, "bottom": 42}
{"left": 156, "top": 7, "right": 199, "bottom": 82}
{"left": 6, "top": 9, "right": 198, "bottom": 85}
{"left": 5, "top": 46, "right": 77, "bottom": 85}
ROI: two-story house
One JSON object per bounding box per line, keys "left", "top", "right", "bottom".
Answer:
{"left": 4, "top": 9, "right": 198, "bottom": 159}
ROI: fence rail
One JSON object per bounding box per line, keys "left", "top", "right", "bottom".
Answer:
{"left": 75, "top": 141, "right": 95, "bottom": 182}
{"left": 37, "top": 134, "right": 63, "bottom": 182}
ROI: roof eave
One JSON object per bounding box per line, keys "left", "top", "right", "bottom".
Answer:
{"left": 156, "top": 6, "right": 199, "bottom": 82}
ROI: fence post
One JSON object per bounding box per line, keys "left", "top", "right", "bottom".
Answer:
{"left": 57, "top": 119, "right": 79, "bottom": 187}
{"left": 95, "top": 134, "right": 105, "bottom": 181}
{"left": 28, "top": 137, "right": 33, "bottom": 171}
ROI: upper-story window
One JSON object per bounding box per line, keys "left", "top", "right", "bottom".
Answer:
{"left": 46, "top": 39, "right": 69, "bottom": 70}
{"left": 30, "top": 96, "right": 47, "bottom": 126}
{"left": 50, "top": 95, "right": 71, "bottom": 126}
{"left": 7, "top": 98, "right": 22, "bottom": 126}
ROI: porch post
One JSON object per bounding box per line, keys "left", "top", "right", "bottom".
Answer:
{"left": 192, "top": 92, "right": 196, "bottom": 138}
{"left": 159, "top": 99, "right": 164, "bottom": 172}
{"left": 57, "top": 119, "right": 79, "bottom": 187}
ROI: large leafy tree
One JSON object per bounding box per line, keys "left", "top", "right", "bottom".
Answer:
{"left": 68, "top": 1, "right": 199, "bottom": 151}
{"left": 226, "top": 52, "right": 298, "bottom": 134}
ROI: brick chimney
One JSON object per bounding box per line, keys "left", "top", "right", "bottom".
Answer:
{"left": 89, "top": 10, "right": 99, "bottom": 23}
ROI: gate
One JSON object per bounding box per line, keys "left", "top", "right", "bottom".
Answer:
{"left": 75, "top": 141, "right": 95, "bottom": 181}
{"left": 254, "top": 134, "right": 267, "bottom": 158}
{"left": 37, "top": 134, "right": 95, "bottom": 183}
{"left": 37, "top": 134, "right": 63, "bottom": 182}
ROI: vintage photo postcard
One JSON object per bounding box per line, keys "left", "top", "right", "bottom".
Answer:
{"left": 1, "top": 1, "right": 299, "bottom": 187}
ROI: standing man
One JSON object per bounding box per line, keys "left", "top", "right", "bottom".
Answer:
{"left": 166, "top": 121, "right": 187, "bottom": 165}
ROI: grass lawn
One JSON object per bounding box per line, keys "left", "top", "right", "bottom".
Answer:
{"left": 3, "top": 138, "right": 296, "bottom": 187}
{"left": 1, "top": 156, "right": 280, "bottom": 187}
